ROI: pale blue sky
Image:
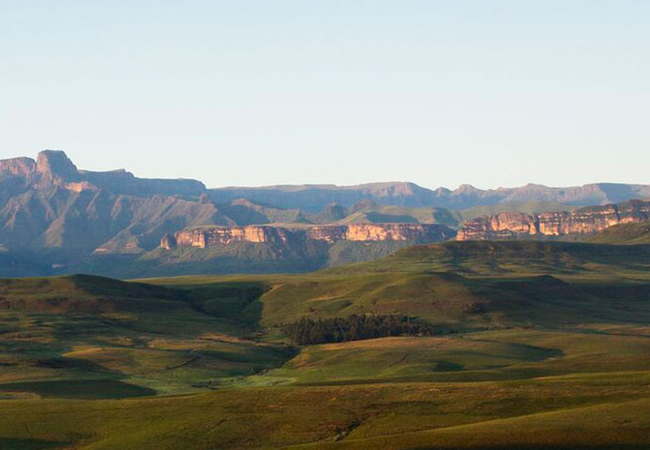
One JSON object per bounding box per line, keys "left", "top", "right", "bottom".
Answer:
{"left": 1, "top": 1, "right": 649, "bottom": 189}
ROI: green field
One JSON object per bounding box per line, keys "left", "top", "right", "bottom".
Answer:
{"left": 0, "top": 240, "right": 649, "bottom": 448}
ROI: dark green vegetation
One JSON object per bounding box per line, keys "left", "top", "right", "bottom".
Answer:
{"left": 0, "top": 240, "right": 649, "bottom": 449}
{"left": 0, "top": 379, "right": 155, "bottom": 399}
{"left": 281, "top": 314, "right": 435, "bottom": 345}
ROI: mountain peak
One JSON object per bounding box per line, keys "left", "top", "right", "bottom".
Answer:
{"left": 0, "top": 156, "right": 37, "bottom": 178}
{"left": 36, "top": 150, "right": 80, "bottom": 181}
{"left": 455, "top": 184, "right": 480, "bottom": 193}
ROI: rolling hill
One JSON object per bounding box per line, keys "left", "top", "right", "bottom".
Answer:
{"left": 0, "top": 238, "right": 649, "bottom": 448}
{"left": 0, "top": 274, "right": 294, "bottom": 396}
{"left": 589, "top": 222, "right": 650, "bottom": 244}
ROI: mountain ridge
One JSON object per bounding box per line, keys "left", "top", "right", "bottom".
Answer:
{"left": 209, "top": 181, "right": 650, "bottom": 211}
{"left": 1, "top": 149, "right": 650, "bottom": 278}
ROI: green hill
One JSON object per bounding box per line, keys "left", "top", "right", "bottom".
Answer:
{"left": 589, "top": 222, "right": 650, "bottom": 244}
{"left": 0, "top": 347, "right": 649, "bottom": 449}
{"left": 1, "top": 241, "right": 650, "bottom": 448}
{"left": 149, "top": 240, "right": 650, "bottom": 331}
{"left": 0, "top": 275, "right": 293, "bottom": 396}
{"left": 328, "top": 240, "right": 650, "bottom": 282}
{"left": 0, "top": 274, "right": 182, "bottom": 314}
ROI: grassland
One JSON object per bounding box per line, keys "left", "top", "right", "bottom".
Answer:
{"left": 0, "top": 357, "right": 648, "bottom": 449}
{"left": 589, "top": 222, "right": 650, "bottom": 244}
{"left": 0, "top": 240, "right": 649, "bottom": 448}
{"left": 0, "top": 275, "right": 294, "bottom": 396}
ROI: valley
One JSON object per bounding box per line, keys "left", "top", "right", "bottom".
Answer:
{"left": 1, "top": 150, "right": 650, "bottom": 449}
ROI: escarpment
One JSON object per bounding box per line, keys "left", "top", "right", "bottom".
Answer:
{"left": 457, "top": 200, "right": 650, "bottom": 240}
{"left": 161, "top": 223, "right": 456, "bottom": 249}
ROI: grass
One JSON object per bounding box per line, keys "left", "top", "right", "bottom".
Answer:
{"left": 254, "top": 328, "right": 650, "bottom": 385}
{"left": 0, "top": 370, "right": 648, "bottom": 449}
{"left": 294, "top": 397, "right": 650, "bottom": 449}
{"left": 589, "top": 222, "right": 650, "bottom": 244}
{"left": 0, "top": 240, "right": 649, "bottom": 448}
{"left": 0, "top": 275, "right": 295, "bottom": 395}
{"left": 0, "top": 379, "right": 156, "bottom": 400}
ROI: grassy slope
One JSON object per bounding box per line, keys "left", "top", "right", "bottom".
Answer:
{"left": 145, "top": 241, "right": 650, "bottom": 332}
{"left": 589, "top": 222, "right": 650, "bottom": 244}
{"left": 0, "top": 275, "right": 293, "bottom": 396}
{"left": 1, "top": 240, "right": 650, "bottom": 448}
{"left": 0, "top": 368, "right": 648, "bottom": 449}
{"left": 263, "top": 328, "right": 650, "bottom": 385}
{"left": 299, "top": 397, "right": 650, "bottom": 450}
{"left": 338, "top": 240, "right": 650, "bottom": 281}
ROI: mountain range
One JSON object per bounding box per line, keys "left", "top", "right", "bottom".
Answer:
{"left": 211, "top": 181, "right": 650, "bottom": 211}
{"left": 1, "top": 150, "right": 649, "bottom": 277}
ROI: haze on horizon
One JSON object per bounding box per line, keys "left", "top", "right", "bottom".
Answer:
{"left": 1, "top": 1, "right": 649, "bottom": 190}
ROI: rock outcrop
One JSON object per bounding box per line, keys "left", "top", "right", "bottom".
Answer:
{"left": 36, "top": 150, "right": 81, "bottom": 182}
{"left": 162, "top": 223, "right": 456, "bottom": 249}
{"left": 0, "top": 157, "right": 37, "bottom": 179}
{"left": 172, "top": 226, "right": 296, "bottom": 248}
{"left": 457, "top": 200, "right": 650, "bottom": 240}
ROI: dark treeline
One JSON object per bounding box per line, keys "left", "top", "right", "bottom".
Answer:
{"left": 281, "top": 314, "right": 435, "bottom": 345}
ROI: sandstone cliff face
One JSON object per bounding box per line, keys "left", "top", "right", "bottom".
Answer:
{"left": 173, "top": 226, "right": 295, "bottom": 248}
{"left": 0, "top": 157, "right": 37, "bottom": 179}
{"left": 306, "top": 223, "right": 453, "bottom": 242}
{"left": 162, "top": 223, "right": 456, "bottom": 249}
{"left": 457, "top": 200, "right": 650, "bottom": 240}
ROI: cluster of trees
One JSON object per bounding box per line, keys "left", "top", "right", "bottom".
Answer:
{"left": 281, "top": 314, "right": 435, "bottom": 345}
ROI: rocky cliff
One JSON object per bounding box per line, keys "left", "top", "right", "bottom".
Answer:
{"left": 457, "top": 200, "right": 650, "bottom": 240}
{"left": 0, "top": 151, "right": 220, "bottom": 257}
{"left": 3, "top": 149, "right": 650, "bottom": 278}
{"left": 0, "top": 157, "right": 36, "bottom": 178}
{"left": 162, "top": 223, "right": 456, "bottom": 249}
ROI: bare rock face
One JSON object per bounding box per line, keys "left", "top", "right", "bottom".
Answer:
{"left": 174, "top": 226, "right": 295, "bottom": 248}
{"left": 304, "top": 226, "right": 348, "bottom": 243}
{"left": 36, "top": 150, "right": 81, "bottom": 182}
{"left": 0, "top": 157, "right": 37, "bottom": 179}
{"left": 344, "top": 223, "right": 452, "bottom": 241}
{"left": 164, "top": 223, "right": 456, "bottom": 249}
{"left": 160, "top": 234, "right": 177, "bottom": 250}
{"left": 457, "top": 200, "right": 650, "bottom": 240}
{"left": 1, "top": 151, "right": 94, "bottom": 193}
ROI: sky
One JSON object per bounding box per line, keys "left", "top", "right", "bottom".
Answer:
{"left": 1, "top": 1, "right": 649, "bottom": 190}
